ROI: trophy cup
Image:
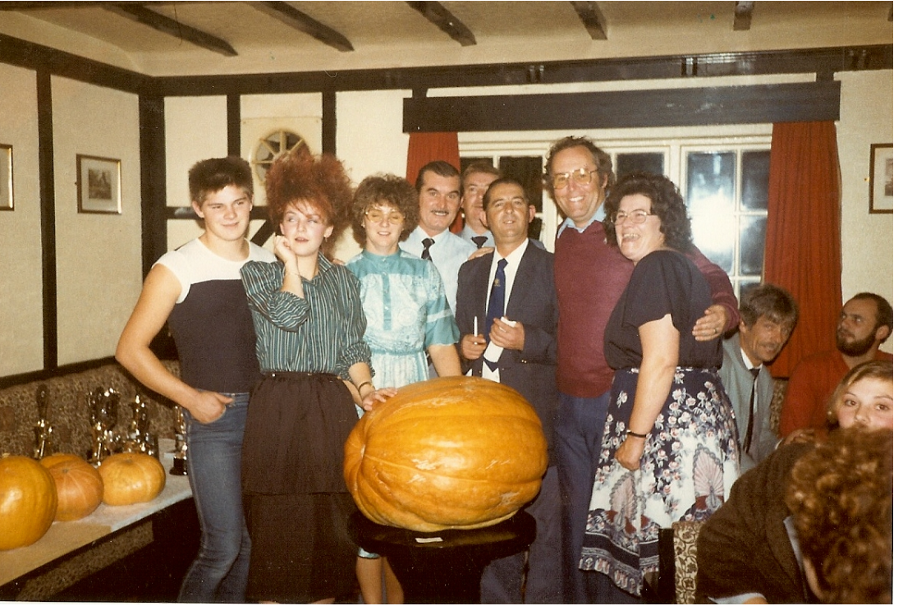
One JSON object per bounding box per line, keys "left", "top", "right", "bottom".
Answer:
{"left": 88, "top": 387, "right": 120, "bottom": 465}
{"left": 170, "top": 406, "right": 188, "bottom": 475}
{"left": 123, "top": 393, "right": 158, "bottom": 457}
{"left": 33, "top": 384, "right": 53, "bottom": 460}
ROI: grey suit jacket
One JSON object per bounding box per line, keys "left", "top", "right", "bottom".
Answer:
{"left": 719, "top": 333, "right": 779, "bottom": 473}
{"left": 455, "top": 242, "right": 559, "bottom": 463}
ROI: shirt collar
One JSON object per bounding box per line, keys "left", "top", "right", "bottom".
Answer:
{"left": 556, "top": 203, "right": 608, "bottom": 237}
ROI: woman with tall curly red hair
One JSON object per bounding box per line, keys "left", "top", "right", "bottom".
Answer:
{"left": 240, "top": 144, "right": 394, "bottom": 603}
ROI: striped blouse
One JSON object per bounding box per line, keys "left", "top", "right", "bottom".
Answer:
{"left": 240, "top": 254, "right": 372, "bottom": 381}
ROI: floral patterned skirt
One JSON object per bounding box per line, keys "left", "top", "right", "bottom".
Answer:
{"left": 579, "top": 366, "right": 740, "bottom": 596}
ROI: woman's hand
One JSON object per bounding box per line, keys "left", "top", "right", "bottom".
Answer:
{"left": 615, "top": 435, "right": 645, "bottom": 471}
{"left": 360, "top": 387, "right": 397, "bottom": 412}
{"left": 274, "top": 235, "right": 296, "bottom": 267}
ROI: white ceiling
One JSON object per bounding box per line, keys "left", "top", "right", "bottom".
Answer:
{"left": 0, "top": 1, "right": 893, "bottom": 77}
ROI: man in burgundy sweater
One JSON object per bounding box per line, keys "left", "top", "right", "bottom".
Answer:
{"left": 545, "top": 136, "right": 739, "bottom": 603}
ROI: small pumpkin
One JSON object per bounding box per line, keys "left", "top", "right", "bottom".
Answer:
{"left": 0, "top": 454, "right": 58, "bottom": 550}
{"left": 43, "top": 455, "right": 104, "bottom": 521}
{"left": 344, "top": 376, "right": 548, "bottom": 532}
{"left": 40, "top": 453, "right": 85, "bottom": 469}
{"left": 98, "top": 452, "right": 166, "bottom": 506}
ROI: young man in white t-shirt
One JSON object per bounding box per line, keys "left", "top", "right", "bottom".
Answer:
{"left": 117, "top": 157, "right": 274, "bottom": 602}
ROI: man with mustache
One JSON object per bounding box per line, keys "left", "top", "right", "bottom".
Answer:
{"left": 719, "top": 284, "right": 798, "bottom": 473}
{"left": 779, "top": 292, "right": 893, "bottom": 439}
{"left": 400, "top": 160, "right": 476, "bottom": 314}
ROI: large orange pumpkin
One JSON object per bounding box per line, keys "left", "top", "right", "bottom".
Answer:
{"left": 98, "top": 453, "right": 166, "bottom": 506}
{"left": 42, "top": 455, "right": 104, "bottom": 521}
{"left": 344, "top": 376, "right": 548, "bottom": 532}
{"left": 0, "top": 455, "right": 58, "bottom": 550}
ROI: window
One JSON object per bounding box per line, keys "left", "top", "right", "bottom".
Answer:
{"left": 461, "top": 131, "right": 771, "bottom": 295}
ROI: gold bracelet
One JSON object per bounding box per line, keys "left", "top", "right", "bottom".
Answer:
{"left": 357, "top": 381, "right": 373, "bottom": 394}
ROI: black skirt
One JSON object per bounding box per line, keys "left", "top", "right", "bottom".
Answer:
{"left": 242, "top": 372, "right": 360, "bottom": 602}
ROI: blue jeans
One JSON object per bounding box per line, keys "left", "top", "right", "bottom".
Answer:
{"left": 555, "top": 391, "right": 609, "bottom": 604}
{"left": 179, "top": 394, "right": 252, "bottom": 603}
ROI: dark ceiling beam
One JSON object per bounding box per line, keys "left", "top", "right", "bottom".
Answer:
{"left": 402, "top": 81, "right": 842, "bottom": 132}
{"left": 103, "top": 4, "right": 238, "bottom": 57}
{"left": 405, "top": 2, "right": 476, "bottom": 46}
{"left": 733, "top": 1, "right": 754, "bottom": 31}
{"left": 247, "top": 2, "right": 353, "bottom": 52}
{"left": 570, "top": 1, "right": 607, "bottom": 40}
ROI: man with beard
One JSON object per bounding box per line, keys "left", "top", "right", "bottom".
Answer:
{"left": 779, "top": 292, "right": 892, "bottom": 439}
{"left": 720, "top": 284, "right": 798, "bottom": 473}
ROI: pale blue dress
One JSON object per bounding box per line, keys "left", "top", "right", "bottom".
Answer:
{"left": 346, "top": 249, "right": 459, "bottom": 393}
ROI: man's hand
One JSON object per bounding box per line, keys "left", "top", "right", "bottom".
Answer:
{"left": 488, "top": 317, "right": 525, "bottom": 351}
{"left": 461, "top": 334, "right": 488, "bottom": 361}
{"left": 468, "top": 247, "right": 495, "bottom": 261}
{"left": 692, "top": 304, "right": 729, "bottom": 342}
{"left": 185, "top": 391, "right": 233, "bottom": 424}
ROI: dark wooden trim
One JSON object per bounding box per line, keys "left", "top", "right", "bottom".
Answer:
{"left": 145, "top": 45, "right": 891, "bottom": 97}
{"left": 0, "top": 356, "right": 117, "bottom": 390}
{"left": 227, "top": 94, "right": 242, "bottom": 157}
{"left": 248, "top": 1, "right": 354, "bottom": 52}
{"left": 402, "top": 81, "right": 842, "bottom": 132}
{"left": 322, "top": 90, "right": 337, "bottom": 155}
{"left": 37, "top": 70, "right": 57, "bottom": 370}
{"left": 0, "top": 33, "right": 150, "bottom": 93}
{"left": 139, "top": 95, "right": 166, "bottom": 276}
{"left": 103, "top": 4, "right": 238, "bottom": 57}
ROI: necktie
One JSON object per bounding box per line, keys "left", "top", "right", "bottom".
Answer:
{"left": 743, "top": 367, "right": 760, "bottom": 453}
{"left": 421, "top": 238, "right": 434, "bottom": 261}
{"left": 472, "top": 235, "right": 488, "bottom": 248}
{"left": 484, "top": 258, "right": 507, "bottom": 371}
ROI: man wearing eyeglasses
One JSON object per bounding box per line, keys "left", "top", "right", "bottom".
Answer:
{"left": 545, "top": 136, "right": 740, "bottom": 603}
{"left": 399, "top": 160, "right": 476, "bottom": 314}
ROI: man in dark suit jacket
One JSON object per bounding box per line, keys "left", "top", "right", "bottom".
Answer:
{"left": 456, "top": 177, "right": 561, "bottom": 603}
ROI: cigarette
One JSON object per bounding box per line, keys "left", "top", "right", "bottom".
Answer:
{"left": 474, "top": 316, "right": 478, "bottom": 336}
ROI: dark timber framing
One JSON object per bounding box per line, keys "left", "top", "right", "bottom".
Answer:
{"left": 0, "top": 31, "right": 892, "bottom": 380}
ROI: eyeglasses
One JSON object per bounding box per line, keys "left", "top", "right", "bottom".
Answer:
{"left": 551, "top": 167, "right": 598, "bottom": 190}
{"left": 364, "top": 209, "right": 405, "bottom": 225}
{"left": 613, "top": 209, "right": 653, "bottom": 225}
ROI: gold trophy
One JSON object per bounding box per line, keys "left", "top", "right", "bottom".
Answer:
{"left": 88, "top": 387, "right": 120, "bottom": 465}
{"left": 170, "top": 406, "right": 188, "bottom": 475}
{"left": 33, "top": 384, "right": 53, "bottom": 459}
{"left": 123, "top": 393, "right": 158, "bottom": 457}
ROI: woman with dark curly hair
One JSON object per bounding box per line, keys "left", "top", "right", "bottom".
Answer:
{"left": 345, "top": 174, "right": 461, "bottom": 603}
{"left": 696, "top": 359, "right": 893, "bottom": 604}
{"left": 579, "top": 172, "right": 739, "bottom": 601}
{"left": 239, "top": 144, "right": 394, "bottom": 603}
{"left": 786, "top": 427, "right": 892, "bottom": 604}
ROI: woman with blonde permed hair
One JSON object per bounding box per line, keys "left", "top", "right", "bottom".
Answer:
{"left": 696, "top": 359, "right": 892, "bottom": 603}
{"left": 240, "top": 144, "right": 395, "bottom": 603}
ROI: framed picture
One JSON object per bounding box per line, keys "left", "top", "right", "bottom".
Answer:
{"left": 77, "top": 154, "right": 121, "bottom": 214}
{"left": 0, "top": 143, "right": 12, "bottom": 211}
{"left": 869, "top": 143, "right": 892, "bottom": 214}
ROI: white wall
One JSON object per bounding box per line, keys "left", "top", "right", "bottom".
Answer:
{"left": 0, "top": 64, "right": 43, "bottom": 376}
{"left": 52, "top": 76, "right": 142, "bottom": 365}
{"left": 835, "top": 69, "right": 894, "bottom": 352}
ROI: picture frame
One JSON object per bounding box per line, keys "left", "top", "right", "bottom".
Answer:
{"left": 0, "top": 143, "right": 12, "bottom": 211}
{"left": 77, "top": 154, "right": 121, "bottom": 214}
{"left": 868, "top": 143, "right": 892, "bottom": 214}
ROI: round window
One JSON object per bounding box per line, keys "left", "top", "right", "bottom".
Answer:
{"left": 251, "top": 130, "right": 305, "bottom": 183}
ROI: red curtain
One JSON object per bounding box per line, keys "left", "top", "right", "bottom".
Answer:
{"left": 406, "top": 132, "right": 463, "bottom": 232}
{"left": 763, "top": 121, "right": 842, "bottom": 378}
